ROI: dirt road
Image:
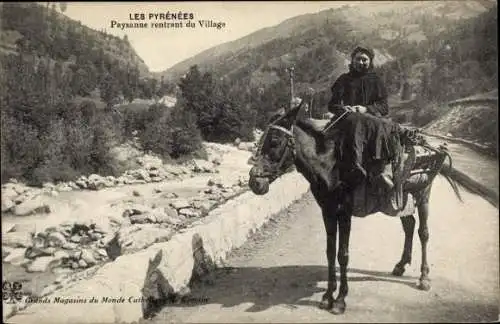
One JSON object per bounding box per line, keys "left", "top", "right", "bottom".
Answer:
{"left": 149, "top": 176, "right": 499, "bottom": 323}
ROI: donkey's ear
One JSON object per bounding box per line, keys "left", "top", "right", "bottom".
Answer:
{"left": 280, "top": 99, "right": 304, "bottom": 124}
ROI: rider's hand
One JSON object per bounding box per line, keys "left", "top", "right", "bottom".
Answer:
{"left": 344, "top": 105, "right": 355, "bottom": 113}
{"left": 352, "top": 105, "right": 368, "bottom": 114}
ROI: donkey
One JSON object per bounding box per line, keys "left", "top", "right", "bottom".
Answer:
{"left": 248, "top": 101, "right": 463, "bottom": 315}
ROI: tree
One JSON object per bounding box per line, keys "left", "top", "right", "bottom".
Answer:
{"left": 99, "top": 73, "right": 121, "bottom": 110}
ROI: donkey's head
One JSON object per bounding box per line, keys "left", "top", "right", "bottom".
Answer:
{"left": 248, "top": 101, "right": 304, "bottom": 195}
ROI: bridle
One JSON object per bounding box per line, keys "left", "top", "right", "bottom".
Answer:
{"left": 254, "top": 123, "right": 296, "bottom": 178}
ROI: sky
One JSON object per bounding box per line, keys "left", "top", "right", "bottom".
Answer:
{"left": 62, "top": 1, "right": 362, "bottom": 72}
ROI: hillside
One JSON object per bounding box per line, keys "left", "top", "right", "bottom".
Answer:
{"left": 0, "top": 2, "right": 150, "bottom": 77}
{"left": 424, "top": 89, "right": 498, "bottom": 150}
{"left": 156, "top": 1, "right": 495, "bottom": 127}
{"left": 0, "top": 3, "right": 198, "bottom": 186}
{"left": 158, "top": 1, "right": 493, "bottom": 82}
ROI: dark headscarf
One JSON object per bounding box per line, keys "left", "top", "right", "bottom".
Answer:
{"left": 349, "top": 46, "right": 375, "bottom": 73}
{"left": 351, "top": 46, "right": 375, "bottom": 61}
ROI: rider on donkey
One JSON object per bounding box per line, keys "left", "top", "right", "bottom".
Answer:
{"left": 325, "top": 46, "right": 402, "bottom": 206}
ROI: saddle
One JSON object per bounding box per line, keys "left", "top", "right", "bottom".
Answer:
{"left": 352, "top": 128, "right": 447, "bottom": 217}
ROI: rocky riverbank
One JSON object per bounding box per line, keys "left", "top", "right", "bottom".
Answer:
{"left": 2, "top": 139, "right": 258, "bottom": 305}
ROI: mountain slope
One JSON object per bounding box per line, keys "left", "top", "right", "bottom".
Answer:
{"left": 0, "top": 2, "right": 151, "bottom": 77}
{"left": 158, "top": 0, "right": 493, "bottom": 83}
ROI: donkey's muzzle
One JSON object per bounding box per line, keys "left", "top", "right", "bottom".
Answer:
{"left": 249, "top": 176, "right": 270, "bottom": 195}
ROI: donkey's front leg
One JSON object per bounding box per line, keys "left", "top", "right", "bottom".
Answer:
{"left": 332, "top": 211, "right": 351, "bottom": 315}
{"left": 319, "top": 207, "right": 338, "bottom": 310}
{"left": 417, "top": 202, "right": 431, "bottom": 291}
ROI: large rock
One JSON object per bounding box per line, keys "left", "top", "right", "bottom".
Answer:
{"left": 169, "top": 199, "right": 191, "bottom": 210}
{"left": 191, "top": 159, "right": 215, "bottom": 173}
{"left": 2, "top": 198, "right": 15, "bottom": 213}
{"left": 80, "top": 249, "right": 97, "bottom": 266}
{"left": 137, "top": 155, "right": 163, "bottom": 170}
{"left": 25, "top": 247, "right": 56, "bottom": 259}
{"left": 26, "top": 256, "right": 60, "bottom": 273}
{"left": 12, "top": 195, "right": 51, "bottom": 216}
{"left": 122, "top": 204, "right": 154, "bottom": 218}
{"left": 238, "top": 142, "right": 255, "bottom": 152}
{"left": 87, "top": 174, "right": 107, "bottom": 190}
{"left": 109, "top": 224, "right": 175, "bottom": 256}
{"left": 2, "top": 232, "right": 33, "bottom": 248}
{"left": 75, "top": 180, "right": 88, "bottom": 189}
{"left": 179, "top": 208, "right": 201, "bottom": 218}
{"left": 192, "top": 200, "right": 217, "bottom": 214}
{"left": 46, "top": 232, "right": 67, "bottom": 247}
{"left": 2, "top": 187, "right": 20, "bottom": 200}
{"left": 3, "top": 248, "right": 27, "bottom": 264}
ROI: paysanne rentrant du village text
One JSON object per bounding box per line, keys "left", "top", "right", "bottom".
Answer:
{"left": 110, "top": 12, "right": 226, "bottom": 29}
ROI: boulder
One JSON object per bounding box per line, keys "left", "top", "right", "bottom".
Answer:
{"left": 54, "top": 250, "right": 70, "bottom": 261}
{"left": 75, "top": 180, "right": 88, "bottom": 189}
{"left": 120, "top": 225, "right": 175, "bottom": 254}
{"left": 163, "top": 165, "right": 184, "bottom": 176}
{"left": 2, "top": 187, "right": 19, "bottom": 200}
{"left": 137, "top": 155, "right": 163, "bottom": 170}
{"left": 238, "top": 142, "right": 255, "bottom": 152}
{"left": 192, "top": 200, "right": 217, "bottom": 214}
{"left": 2, "top": 197, "right": 15, "bottom": 213}
{"left": 26, "top": 256, "right": 60, "bottom": 273}
{"left": 3, "top": 248, "right": 27, "bottom": 264}
{"left": 62, "top": 242, "right": 78, "bottom": 250}
{"left": 169, "top": 199, "right": 191, "bottom": 210}
{"left": 129, "top": 213, "right": 151, "bottom": 224}
{"left": 192, "top": 159, "right": 214, "bottom": 173}
{"left": 70, "top": 235, "right": 81, "bottom": 243}
{"left": 2, "top": 232, "right": 33, "bottom": 248}
{"left": 46, "top": 232, "right": 67, "bottom": 247}
{"left": 122, "top": 204, "right": 154, "bottom": 218}
{"left": 6, "top": 223, "right": 37, "bottom": 234}
{"left": 12, "top": 195, "right": 51, "bottom": 216}
{"left": 12, "top": 183, "right": 29, "bottom": 195}
{"left": 179, "top": 208, "right": 201, "bottom": 218}
{"left": 96, "top": 249, "right": 108, "bottom": 258}
{"left": 68, "top": 250, "right": 82, "bottom": 260}
{"left": 80, "top": 249, "right": 97, "bottom": 266}
{"left": 25, "top": 247, "right": 56, "bottom": 259}
{"left": 161, "top": 192, "right": 178, "bottom": 199}
{"left": 2, "top": 246, "right": 15, "bottom": 259}
{"left": 87, "top": 174, "right": 107, "bottom": 190}
{"left": 108, "top": 224, "right": 175, "bottom": 257}
{"left": 78, "top": 259, "right": 88, "bottom": 268}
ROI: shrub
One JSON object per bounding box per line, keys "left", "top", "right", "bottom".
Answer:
{"left": 140, "top": 105, "right": 204, "bottom": 160}
{"left": 1, "top": 111, "right": 44, "bottom": 182}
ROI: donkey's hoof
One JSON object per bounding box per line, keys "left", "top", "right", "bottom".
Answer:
{"left": 392, "top": 264, "right": 405, "bottom": 277}
{"left": 330, "top": 300, "right": 346, "bottom": 315}
{"left": 319, "top": 297, "right": 333, "bottom": 310}
{"left": 417, "top": 279, "right": 431, "bottom": 291}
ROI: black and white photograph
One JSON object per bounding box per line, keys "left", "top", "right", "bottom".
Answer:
{"left": 1, "top": 1, "right": 498, "bottom": 323}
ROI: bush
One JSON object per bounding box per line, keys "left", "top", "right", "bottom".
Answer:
{"left": 141, "top": 105, "right": 204, "bottom": 160}
{"left": 1, "top": 111, "right": 44, "bottom": 182}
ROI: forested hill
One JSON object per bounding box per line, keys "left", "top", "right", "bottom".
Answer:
{"left": 157, "top": 0, "right": 495, "bottom": 129}
{"left": 0, "top": 3, "right": 180, "bottom": 186}
{"left": 0, "top": 2, "right": 150, "bottom": 77}
{"left": 158, "top": 0, "right": 494, "bottom": 83}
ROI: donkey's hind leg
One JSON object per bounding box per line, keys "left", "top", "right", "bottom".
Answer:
{"left": 392, "top": 215, "right": 416, "bottom": 276}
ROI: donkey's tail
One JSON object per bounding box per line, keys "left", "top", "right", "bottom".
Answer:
{"left": 438, "top": 150, "right": 464, "bottom": 203}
